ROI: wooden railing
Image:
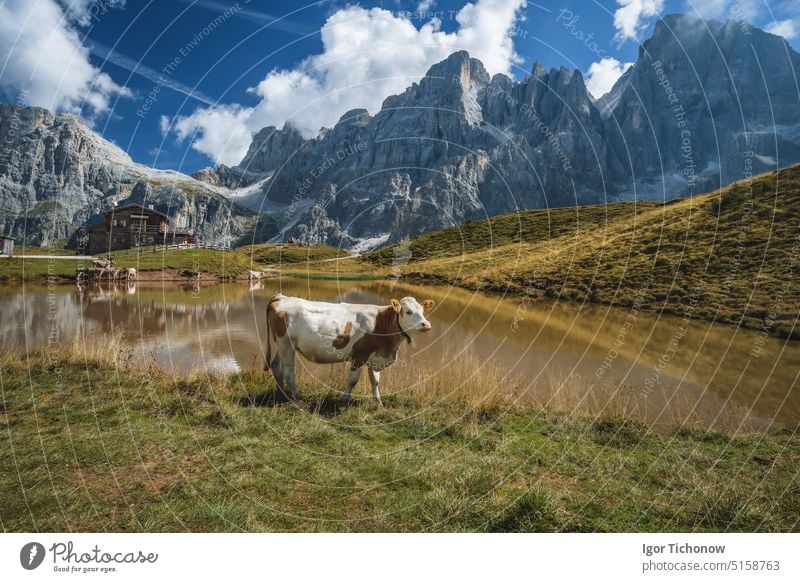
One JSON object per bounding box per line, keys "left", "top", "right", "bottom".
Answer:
{"left": 113, "top": 242, "right": 231, "bottom": 254}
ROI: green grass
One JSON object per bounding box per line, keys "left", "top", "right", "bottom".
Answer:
{"left": 0, "top": 248, "right": 259, "bottom": 281}
{"left": 367, "top": 202, "right": 647, "bottom": 266}
{"left": 235, "top": 243, "right": 351, "bottom": 265}
{"left": 1, "top": 347, "right": 797, "bottom": 532}
{"left": 0, "top": 245, "right": 350, "bottom": 282}
{"left": 13, "top": 244, "right": 76, "bottom": 255}
{"left": 361, "top": 165, "right": 800, "bottom": 337}
{"left": 106, "top": 248, "right": 255, "bottom": 278}
{"left": 0, "top": 244, "right": 82, "bottom": 282}
{"left": 0, "top": 256, "right": 87, "bottom": 281}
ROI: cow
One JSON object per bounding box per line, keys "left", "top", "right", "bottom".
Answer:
{"left": 113, "top": 267, "right": 137, "bottom": 282}
{"left": 264, "top": 294, "right": 434, "bottom": 405}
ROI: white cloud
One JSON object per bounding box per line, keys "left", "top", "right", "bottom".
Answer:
{"left": 765, "top": 19, "right": 797, "bottom": 39}
{"left": 159, "top": 115, "right": 171, "bottom": 137}
{"left": 585, "top": 58, "right": 633, "bottom": 98}
{"left": 0, "top": 0, "right": 130, "bottom": 115}
{"left": 173, "top": 0, "right": 526, "bottom": 166}
{"left": 417, "top": 0, "right": 436, "bottom": 11}
{"left": 613, "top": 0, "right": 665, "bottom": 43}
{"left": 174, "top": 106, "right": 254, "bottom": 167}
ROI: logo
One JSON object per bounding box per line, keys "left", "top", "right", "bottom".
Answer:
{"left": 20, "top": 542, "right": 46, "bottom": 570}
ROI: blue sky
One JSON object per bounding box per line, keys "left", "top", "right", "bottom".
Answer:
{"left": 1, "top": 0, "right": 798, "bottom": 173}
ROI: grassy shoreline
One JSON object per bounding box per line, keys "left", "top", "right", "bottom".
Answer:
{"left": 0, "top": 244, "right": 347, "bottom": 283}
{"left": 1, "top": 344, "right": 797, "bottom": 532}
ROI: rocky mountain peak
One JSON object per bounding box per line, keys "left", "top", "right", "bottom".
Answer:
{"left": 410, "top": 50, "right": 491, "bottom": 106}
{"left": 424, "top": 50, "right": 489, "bottom": 84}
{"left": 236, "top": 123, "right": 308, "bottom": 174}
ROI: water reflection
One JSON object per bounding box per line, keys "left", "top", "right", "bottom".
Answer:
{"left": 0, "top": 280, "right": 797, "bottom": 433}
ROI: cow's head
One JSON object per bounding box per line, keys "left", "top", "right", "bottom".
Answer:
{"left": 391, "top": 297, "right": 434, "bottom": 335}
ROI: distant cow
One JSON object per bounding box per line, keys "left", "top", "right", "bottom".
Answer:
{"left": 264, "top": 294, "right": 434, "bottom": 404}
{"left": 248, "top": 270, "right": 263, "bottom": 281}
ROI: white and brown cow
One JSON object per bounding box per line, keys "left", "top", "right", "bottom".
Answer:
{"left": 264, "top": 294, "right": 434, "bottom": 404}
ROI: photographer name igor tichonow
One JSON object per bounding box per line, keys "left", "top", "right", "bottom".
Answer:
{"left": 20, "top": 541, "right": 158, "bottom": 573}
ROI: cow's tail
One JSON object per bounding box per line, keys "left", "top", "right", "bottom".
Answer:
{"left": 264, "top": 294, "right": 281, "bottom": 371}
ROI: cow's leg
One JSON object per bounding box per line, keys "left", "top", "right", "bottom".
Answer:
{"left": 367, "top": 367, "right": 383, "bottom": 406}
{"left": 340, "top": 365, "right": 363, "bottom": 404}
{"left": 276, "top": 342, "right": 300, "bottom": 399}
{"left": 269, "top": 351, "right": 285, "bottom": 395}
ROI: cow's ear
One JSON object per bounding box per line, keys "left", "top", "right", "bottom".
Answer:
{"left": 390, "top": 299, "right": 401, "bottom": 313}
{"left": 422, "top": 299, "right": 435, "bottom": 312}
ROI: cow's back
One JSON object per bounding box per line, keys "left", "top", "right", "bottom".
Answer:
{"left": 270, "top": 296, "right": 378, "bottom": 363}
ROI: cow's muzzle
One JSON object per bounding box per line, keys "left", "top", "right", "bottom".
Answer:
{"left": 419, "top": 322, "right": 432, "bottom": 332}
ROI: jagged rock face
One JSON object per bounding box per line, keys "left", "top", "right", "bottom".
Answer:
{"left": 0, "top": 105, "right": 260, "bottom": 246}
{"left": 604, "top": 14, "right": 800, "bottom": 196}
{"left": 191, "top": 166, "right": 224, "bottom": 186}
{"left": 237, "top": 51, "right": 609, "bottom": 247}
{"left": 191, "top": 164, "right": 262, "bottom": 189}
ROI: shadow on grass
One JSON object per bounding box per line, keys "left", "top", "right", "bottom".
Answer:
{"left": 487, "top": 489, "right": 561, "bottom": 532}
{"left": 238, "top": 389, "right": 287, "bottom": 408}
{"left": 238, "top": 388, "right": 363, "bottom": 417}
{"left": 313, "top": 393, "right": 363, "bottom": 417}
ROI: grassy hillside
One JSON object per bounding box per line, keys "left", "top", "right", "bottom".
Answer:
{"left": 109, "top": 247, "right": 253, "bottom": 278}
{"left": 236, "top": 243, "right": 350, "bottom": 265}
{"left": 365, "top": 165, "right": 800, "bottom": 337}
{"left": 0, "top": 256, "right": 82, "bottom": 281}
{"left": 2, "top": 345, "right": 797, "bottom": 532}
